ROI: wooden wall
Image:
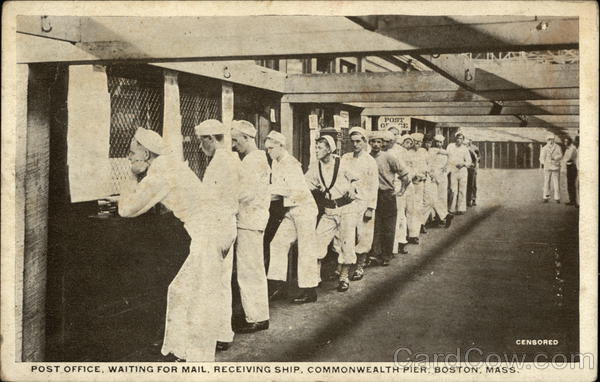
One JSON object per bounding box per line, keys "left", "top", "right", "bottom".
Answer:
{"left": 20, "top": 64, "right": 59, "bottom": 361}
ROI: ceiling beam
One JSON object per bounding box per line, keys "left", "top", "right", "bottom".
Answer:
{"left": 411, "top": 53, "right": 476, "bottom": 90}
{"left": 283, "top": 63, "right": 578, "bottom": 103}
{"left": 285, "top": 64, "right": 577, "bottom": 93}
{"left": 17, "top": 15, "right": 81, "bottom": 43}
{"left": 407, "top": 115, "right": 578, "bottom": 124}
{"left": 282, "top": 88, "right": 578, "bottom": 103}
{"left": 348, "top": 100, "right": 580, "bottom": 108}
{"left": 376, "top": 55, "right": 410, "bottom": 71}
{"left": 362, "top": 105, "right": 579, "bottom": 116}
{"left": 349, "top": 16, "right": 579, "bottom": 53}
{"left": 15, "top": 15, "right": 438, "bottom": 64}
{"left": 433, "top": 122, "right": 579, "bottom": 129}
{"left": 409, "top": 53, "right": 506, "bottom": 112}
{"left": 151, "top": 62, "right": 286, "bottom": 93}
{"left": 18, "top": 15, "right": 579, "bottom": 64}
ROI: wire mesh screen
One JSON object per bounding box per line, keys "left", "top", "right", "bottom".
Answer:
{"left": 107, "top": 67, "right": 163, "bottom": 194}
{"left": 179, "top": 77, "right": 221, "bottom": 180}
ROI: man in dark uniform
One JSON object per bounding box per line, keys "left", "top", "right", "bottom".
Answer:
{"left": 466, "top": 138, "right": 480, "bottom": 207}
{"left": 368, "top": 131, "right": 411, "bottom": 266}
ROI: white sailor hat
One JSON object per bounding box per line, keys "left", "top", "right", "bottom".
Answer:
{"left": 266, "top": 130, "right": 286, "bottom": 146}
{"left": 434, "top": 134, "right": 445, "bottom": 142}
{"left": 349, "top": 126, "right": 367, "bottom": 139}
{"left": 194, "top": 119, "right": 225, "bottom": 136}
{"left": 398, "top": 134, "right": 414, "bottom": 144}
{"left": 134, "top": 127, "right": 163, "bottom": 155}
{"left": 317, "top": 135, "right": 336, "bottom": 152}
{"left": 411, "top": 132, "right": 424, "bottom": 141}
{"left": 546, "top": 134, "right": 556, "bottom": 141}
{"left": 231, "top": 120, "right": 257, "bottom": 138}
{"left": 382, "top": 131, "right": 395, "bottom": 142}
{"left": 368, "top": 131, "right": 383, "bottom": 141}
{"left": 455, "top": 130, "right": 465, "bottom": 139}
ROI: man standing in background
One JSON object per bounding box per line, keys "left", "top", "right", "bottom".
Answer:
{"left": 424, "top": 135, "right": 453, "bottom": 228}
{"left": 447, "top": 131, "right": 472, "bottom": 215}
{"left": 408, "top": 132, "right": 428, "bottom": 243}
{"left": 368, "top": 131, "right": 411, "bottom": 266}
{"left": 466, "top": 139, "right": 480, "bottom": 207}
{"left": 562, "top": 136, "right": 578, "bottom": 206}
{"left": 540, "top": 134, "right": 563, "bottom": 203}
{"left": 394, "top": 134, "right": 415, "bottom": 254}
{"left": 430, "top": 135, "right": 452, "bottom": 226}
{"left": 230, "top": 120, "right": 271, "bottom": 333}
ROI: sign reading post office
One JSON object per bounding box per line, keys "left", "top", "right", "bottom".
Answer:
{"left": 378, "top": 116, "right": 411, "bottom": 132}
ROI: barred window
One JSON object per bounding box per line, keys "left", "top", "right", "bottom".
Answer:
{"left": 107, "top": 65, "right": 163, "bottom": 194}
{"left": 178, "top": 73, "right": 221, "bottom": 180}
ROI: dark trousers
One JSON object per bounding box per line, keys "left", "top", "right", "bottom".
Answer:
{"left": 447, "top": 172, "right": 453, "bottom": 210}
{"left": 372, "top": 190, "right": 397, "bottom": 261}
{"left": 466, "top": 168, "right": 478, "bottom": 205}
{"left": 566, "top": 164, "right": 578, "bottom": 203}
{"left": 263, "top": 199, "right": 285, "bottom": 271}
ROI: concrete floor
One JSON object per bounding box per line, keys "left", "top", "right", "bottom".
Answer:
{"left": 123, "top": 169, "right": 579, "bottom": 362}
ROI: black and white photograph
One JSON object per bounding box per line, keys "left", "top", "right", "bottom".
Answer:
{"left": 1, "top": 1, "right": 598, "bottom": 381}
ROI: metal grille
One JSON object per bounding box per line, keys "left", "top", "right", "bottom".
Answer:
{"left": 107, "top": 69, "right": 163, "bottom": 194}
{"left": 180, "top": 83, "right": 221, "bottom": 180}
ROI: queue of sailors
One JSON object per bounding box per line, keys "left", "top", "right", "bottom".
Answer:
{"left": 117, "top": 121, "right": 482, "bottom": 362}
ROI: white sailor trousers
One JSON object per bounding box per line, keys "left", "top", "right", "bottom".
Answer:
{"left": 317, "top": 204, "right": 360, "bottom": 265}
{"left": 543, "top": 169, "right": 560, "bottom": 201}
{"left": 355, "top": 202, "right": 376, "bottom": 255}
{"left": 436, "top": 173, "right": 449, "bottom": 218}
{"left": 450, "top": 167, "right": 468, "bottom": 213}
{"left": 161, "top": 217, "right": 236, "bottom": 361}
{"left": 268, "top": 206, "right": 319, "bottom": 288}
{"left": 407, "top": 181, "right": 424, "bottom": 237}
{"left": 215, "top": 218, "right": 237, "bottom": 343}
{"left": 394, "top": 191, "right": 408, "bottom": 249}
{"left": 236, "top": 228, "right": 269, "bottom": 323}
{"left": 423, "top": 178, "right": 448, "bottom": 223}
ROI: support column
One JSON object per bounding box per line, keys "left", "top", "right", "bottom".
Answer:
{"left": 361, "top": 115, "right": 372, "bottom": 131}
{"left": 356, "top": 56, "right": 367, "bottom": 73}
{"left": 278, "top": 59, "right": 288, "bottom": 73}
{"left": 308, "top": 112, "right": 319, "bottom": 167}
{"left": 162, "top": 70, "right": 183, "bottom": 160}
{"left": 310, "top": 58, "right": 317, "bottom": 74}
{"left": 222, "top": 82, "right": 234, "bottom": 149}
{"left": 21, "top": 64, "right": 55, "bottom": 361}
{"left": 280, "top": 102, "right": 294, "bottom": 153}
{"left": 530, "top": 143, "right": 534, "bottom": 168}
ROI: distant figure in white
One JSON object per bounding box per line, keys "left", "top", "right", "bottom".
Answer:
{"left": 446, "top": 131, "right": 472, "bottom": 215}
{"left": 539, "top": 134, "right": 563, "bottom": 203}
{"left": 119, "top": 127, "right": 235, "bottom": 361}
